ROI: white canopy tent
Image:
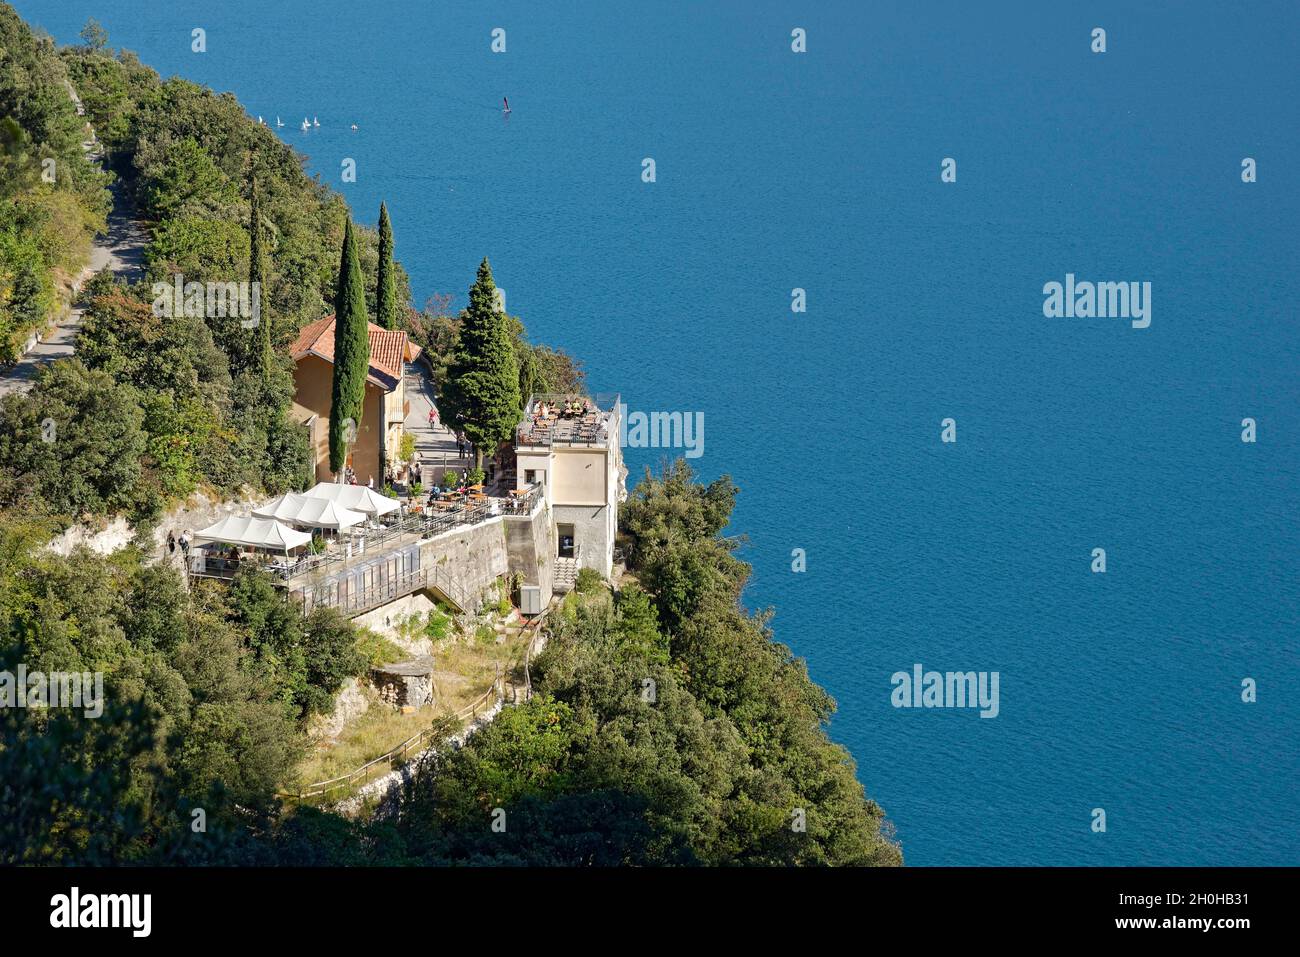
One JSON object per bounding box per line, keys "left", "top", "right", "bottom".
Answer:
{"left": 192, "top": 515, "right": 312, "bottom": 552}
{"left": 252, "top": 492, "right": 367, "bottom": 531}
{"left": 302, "top": 482, "right": 401, "bottom": 518}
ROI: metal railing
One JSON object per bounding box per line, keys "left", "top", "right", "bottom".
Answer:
{"left": 424, "top": 564, "right": 474, "bottom": 614}
{"left": 282, "top": 606, "right": 553, "bottom": 804}
{"left": 189, "top": 490, "right": 543, "bottom": 589}
{"left": 284, "top": 681, "right": 503, "bottom": 802}
{"left": 516, "top": 392, "right": 620, "bottom": 449}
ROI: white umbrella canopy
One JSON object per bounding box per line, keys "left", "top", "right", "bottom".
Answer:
{"left": 302, "top": 481, "right": 401, "bottom": 517}
{"left": 253, "top": 492, "right": 367, "bottom": 531}
{"left": 192, "top": 516, "right": 312, "bottom": 551}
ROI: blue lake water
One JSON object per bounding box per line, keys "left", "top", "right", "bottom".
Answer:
{"left": 16, "top": 0, "right": 1298, "bottom": 865}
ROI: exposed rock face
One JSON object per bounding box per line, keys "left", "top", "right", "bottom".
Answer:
{"left": 44, "top": 516, "right": 134, "bottom": 557}
{"left": 307, "top": 677, "right": 371, "bottom": 744}
{"left": 43, "top": 488, "right": 263, "bottom": 563}
{"left": 371, "top": 656, "right": 437, "bottom": 709}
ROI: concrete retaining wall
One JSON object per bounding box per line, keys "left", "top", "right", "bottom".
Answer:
{"left": 504, "top": 504, "right": 555, "bottom": 602}
{"left": 419, "top": 518, "right": 509, "bottom": 612}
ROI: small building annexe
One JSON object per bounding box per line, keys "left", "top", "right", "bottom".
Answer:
{"left": 289, "top": 315, "right": 421, "bottom": 487}
{"left": 514, "top": 393, "right": 626, "bottom": 578}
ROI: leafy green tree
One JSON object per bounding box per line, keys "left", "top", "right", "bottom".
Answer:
{"left": 0, "top": 359, "right": 147, "bottom": 518}
{"left": 328, "top": 217, "right": 369, "bottom": 475}
{"left": 78, "top": 17, "right": 108, "bottom": 51}
{"left": 249, "top": 180, "right": 272, "bottom": 381}
{"left": 0, "top": 690, "right": 160, "bottom": 865}
{"left": 612, "top": 584, "right": 670, "bottom": 664}
{"left": 0, "top": 116, "right": 39, "bottom": 200}
{"left": 516, "top": 337, "right": 539, "bottom": 410}
{"left": 301, "top": 607, "right": 365, "bottom": 716}
{"left": 141, "top": 138, "right": 238, "bottom": 223}
{"left": 532, "top": 344, "right": 585, "bottom": 394}
{"left": 440, "top": 258, "right": 519, "bottom": 468}
{"left": 375, "top": 201, "right": 398, "bottom": 329}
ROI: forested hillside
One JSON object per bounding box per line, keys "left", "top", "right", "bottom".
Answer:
{"left": 0, "top": 14, "right": 417, "bottom": 526}
{"left": 0, "top": 6, "right": 900, "bottom": 868}
{"left": 2, "top": 462, "right": 901, "bottom": 866}
{"left": 0, "top": 5, "right": 107, "bottom": 362}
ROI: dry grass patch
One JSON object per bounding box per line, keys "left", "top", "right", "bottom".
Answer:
{"left": 292, "top": 610, "right": 538, "bottom": 789}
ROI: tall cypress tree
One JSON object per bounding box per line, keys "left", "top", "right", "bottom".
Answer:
{"left": 249, "top": 183, "right": 272, "bottom": 382}
{"left": 328, "top": 217, "right": 371, "bottom": 476}
{"left": 376, "top": 201, "right": 398, "bottom": 330}
{"left": 441, "top": 258, "right": 520, "bottom": 469}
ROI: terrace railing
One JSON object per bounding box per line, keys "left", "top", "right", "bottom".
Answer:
{"left": 284, "top": 680, "right": 502, "bottom": 803}
{"left": 282, "top": 605, "right": 553, "bottom": 804}
{"left": 516, "top": 392, "right": 619, "bottom": 449}
{"left": 191, "top": 491, "right": 543, "bottom": 588}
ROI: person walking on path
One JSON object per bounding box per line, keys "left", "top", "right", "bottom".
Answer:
{"left": 167, "top": 530, "right": 176, "bottom": 555}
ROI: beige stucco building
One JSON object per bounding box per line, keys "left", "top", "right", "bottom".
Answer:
{"left": 514, "top": 394, "right": 625, "bottom": 577}
{"left": 290, "top": 315, "right": 421, "bottom": 487}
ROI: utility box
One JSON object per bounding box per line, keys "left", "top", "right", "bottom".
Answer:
{"left": 520, "top": 584, "right": 543, "bottom": 616}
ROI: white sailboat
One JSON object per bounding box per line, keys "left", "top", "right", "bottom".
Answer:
{"left": 301, "top": 117, "right": 310, "bottom": 131}
{"left": 312, "top": 116, "right": 320, "bottom": 128}
{"left": 276, "top": 116, "right": 284, "bottom": 128}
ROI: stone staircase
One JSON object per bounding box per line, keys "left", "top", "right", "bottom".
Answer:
{"left": 553, "top": 557, "right": 578, "bottom": 593}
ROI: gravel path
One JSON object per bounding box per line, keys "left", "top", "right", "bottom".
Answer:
{"left": 0, "top": 82, "right": 147, "bottom": 398}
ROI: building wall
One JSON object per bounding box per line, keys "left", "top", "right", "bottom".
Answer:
{"left": 554, "top": 503, "right": 613, "bottom": 575}
{"left": 416, "top": 501, "right": 554, "bottom": 610}
{"left": 291, "top": 353, "right": 387, "bottom": 487}
{"left": 384, "top": 380, "right": 406, "bottom": 473}
{"left": 514, "top": 440, "right": 620, "bottom": 578}
{"left": 550, "top": 447, "right": 607, "bottom": 506}
{"left": 504, "top": 502, "right": 555, "bottom": 601}
{"left": 358, "top": 380, "right": 385, "bottom": 487}
{"left": 418, "top": 517, "right": 510, "bottom": 612}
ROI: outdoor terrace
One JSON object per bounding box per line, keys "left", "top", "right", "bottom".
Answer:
{"left": 188, "top": 484, "right": 542, "bottom": 595}
{"left": 516, "top": 392, "right": 620, "bottom": 448}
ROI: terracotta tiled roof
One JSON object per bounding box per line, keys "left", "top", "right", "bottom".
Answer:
{"left": 291, "top": 315, "right": 421, "bottom": 390}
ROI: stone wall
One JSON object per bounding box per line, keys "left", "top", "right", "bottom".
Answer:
{"left": 504, "top": 503, "right": 555, "bottom": 603}
{"left": 413, "top": 502, "right": 553, "bottom": 612}
{"left": 371, "top": 656, "right": 437, "bottom": 709}
{"left": 418, "top": 515, "right": 510, "bottom": 612}
{"left": 554, "top": 503, "right": 614, "bottom": 576}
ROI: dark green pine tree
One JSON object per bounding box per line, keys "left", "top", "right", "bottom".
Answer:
{"left": 249, "top": 184, "right": 273, "bottom": 382}
{"left": 441, "top": 258, "right": 520, "bottom": 468}
{"left": 375, "top": 202, "right": 399, "bottom": 330}
{"left": 328, "top": 217, "right": 371, "bottom": 475}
